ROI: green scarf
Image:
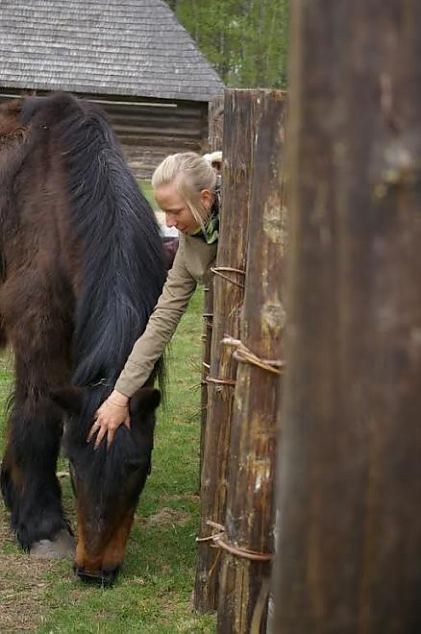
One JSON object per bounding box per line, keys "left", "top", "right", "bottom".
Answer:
{"left": 192, "top": 189, "right": 220, "bottom": 244}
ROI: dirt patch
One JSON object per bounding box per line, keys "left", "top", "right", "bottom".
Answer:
{"left": 143, "top": 507, "right": 191, "bottom": 528}
{"left": 0, "top": 511, "right": 54, "bottom": 633}
{"left": 160, "top": 493, "right": 199, "bottom": 504}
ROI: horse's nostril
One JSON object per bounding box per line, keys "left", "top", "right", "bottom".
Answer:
{"left": 74, "top": 564, "right": 119, "bottom": 586}
{"left": 102, "top": 566, "right": 120, "bottom": 586}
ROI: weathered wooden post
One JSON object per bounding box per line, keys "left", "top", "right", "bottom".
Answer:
{"left": 272, "top": 2, "right": 421, "bottom": 632}
{"left": 200, "top": 95, "right": 225, "bottom": 477}
{"left": 195, "top": 90, "right": 257, "bottom": 612}
{"left": 217, "top": 90, "right": 287, "bottom": 634}
{"left": 200, "top": 271, "right": 214, "bottom": 479}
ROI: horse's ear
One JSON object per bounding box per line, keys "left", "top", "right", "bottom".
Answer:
{"left": 20, "top": 96, "right": 45, "bottom": 124}
{"left": 129, "top": 387, "right": 161, "bottom": 417}
{"left": 50, "top": 386, "right": 84, "bottom": 415}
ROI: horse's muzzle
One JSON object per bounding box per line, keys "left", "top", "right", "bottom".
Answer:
{"left": 74, "top": 564, "right": 120, "bottom": 587}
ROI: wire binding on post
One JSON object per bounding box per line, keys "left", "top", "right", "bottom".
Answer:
{"left": 211, "top": 266, "right": 245, "bottom": 289}
{"left": 204, "top": 376, "right": 236, "bottom": 387}
{"left": 196, "top": 521, "right": 272, "bottom": 562}
{"left": 222, "top": 336, "right": 285, "bottom": 375}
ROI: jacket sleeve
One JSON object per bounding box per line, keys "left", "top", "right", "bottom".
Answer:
{"left": 114, "top": 240, "right": 197, "bottom": 397}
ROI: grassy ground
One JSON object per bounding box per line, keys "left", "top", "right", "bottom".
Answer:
{"left": 0, "top": 291, "right": 216, "bottom": 633}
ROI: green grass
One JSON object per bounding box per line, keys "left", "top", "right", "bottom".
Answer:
{"left": 0, "top": 290, "right": 216, "bottom": 633}
{"left": 140, "top": 180, "right": 159, "bottom": 211}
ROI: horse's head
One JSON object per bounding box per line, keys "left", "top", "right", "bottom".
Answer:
{"left": 52, "top": 386, "right": 160, "bottom": 585}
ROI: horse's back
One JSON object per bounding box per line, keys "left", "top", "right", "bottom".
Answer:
{"left": 0, "top": 127, "right": 76, "bottom": 359}
{"left": 0, "top": 90, "right": 165, "bottom": 377}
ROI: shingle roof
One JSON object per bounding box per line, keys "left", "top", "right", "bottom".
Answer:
{"left": 0, "top": 0, "right": 224, "bottom": 102}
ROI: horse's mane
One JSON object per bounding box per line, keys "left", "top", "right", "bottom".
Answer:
{"left": 22, "top": 93, "right": 166, "bottom": 388}
{"left": 20, "top": 94, "right": 166, "bottom": 451}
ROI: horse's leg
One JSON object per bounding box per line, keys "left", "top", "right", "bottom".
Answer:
{"left": 0, "top": 382, "right": 74, "bottom": 555}
{"left": 0, "top": 286, "right": 75, "bottom": 557}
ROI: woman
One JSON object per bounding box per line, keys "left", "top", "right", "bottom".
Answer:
{"left": 88, "top": 151, "right": 220, "bottom": 448}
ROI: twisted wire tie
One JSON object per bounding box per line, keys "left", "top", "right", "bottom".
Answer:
{"left": 204, "top": 376, "right": 236, "bottom": 387}
{"left": 222, "top": 336, "right": 285, "bottom": 375}
{"left": 196, "top": 521, "right": 272, "bottom": 562}
{"left": 211, "top": 266, "right": 245, "bottom": 289}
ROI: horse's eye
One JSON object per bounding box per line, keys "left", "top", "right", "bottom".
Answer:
{"left": 125, "top": 458, "right": 142, "bottom": 473}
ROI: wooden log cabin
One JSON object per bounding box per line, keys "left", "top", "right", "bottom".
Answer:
{"left": 0, "top": 0, "right": 224, "bottom": 179}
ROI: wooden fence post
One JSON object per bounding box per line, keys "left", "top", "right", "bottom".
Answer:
{"left": 200, "top": 270, "right": 214, "bottom": 482}
{"left": 195, "top": 90, "right": 257, "bottom": 612}
{"left": 272, "top": 2, "right": 421, "bottom": 632}
{"left": 200, "top": 95, "right": 225, "bottom": 478}
{"left": 217, "top": 90, "right": 287, "bottom": 634}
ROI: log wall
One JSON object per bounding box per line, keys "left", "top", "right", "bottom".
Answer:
{"left": 104, "top": 98, "right": 209, "bottom": 179}
{"left": 0, "top": 89, "right": 209, "bottom": 180}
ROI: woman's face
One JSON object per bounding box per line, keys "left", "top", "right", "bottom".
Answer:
{"left": 154, "top": 181, "right": 213, "bottom": 235}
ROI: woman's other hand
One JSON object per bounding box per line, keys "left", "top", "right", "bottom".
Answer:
{"left": 87, "top": 390, "right": 130, "bottom": 449}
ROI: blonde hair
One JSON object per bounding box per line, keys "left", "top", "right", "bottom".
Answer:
{"left": 152, "top": 152, "right": 217, "bottom": 229}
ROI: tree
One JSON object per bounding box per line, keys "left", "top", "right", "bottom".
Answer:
{"left": 165, "top": 0, "right": 288, "bottom": 89}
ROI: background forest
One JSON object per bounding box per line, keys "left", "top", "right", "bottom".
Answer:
{"left": 165, "top": 0, "right": 289, "bottom": 89}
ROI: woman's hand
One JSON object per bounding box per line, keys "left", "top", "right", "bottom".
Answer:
{"left": 87, "top": 390, "right": 131, "bottom": 449}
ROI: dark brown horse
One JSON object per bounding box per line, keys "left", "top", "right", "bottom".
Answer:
{"left": 0, "top": 92, "right": 166, "bottom": 584}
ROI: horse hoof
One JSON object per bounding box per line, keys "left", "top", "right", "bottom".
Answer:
{"left": 30, "top": 529, "right": 75, "bottom": 559}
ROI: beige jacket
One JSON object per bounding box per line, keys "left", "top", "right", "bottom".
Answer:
{"left": 115, "top": 233, "right": 217, "bottom": 397}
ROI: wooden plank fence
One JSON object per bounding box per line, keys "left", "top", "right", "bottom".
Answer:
{"left": 217, "top": 90, "right": 287, "bottom": 634}
{"left": 197, "top": 5, "right": 421, "bottom": 632}
{"left": 196, "top": 89, "right": 258, "bottom": 612}
{"left": 196, "top": 89, "right": 287, "bottom": 634}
